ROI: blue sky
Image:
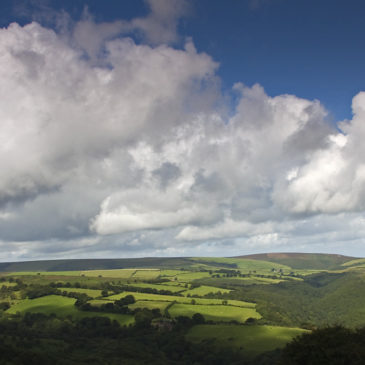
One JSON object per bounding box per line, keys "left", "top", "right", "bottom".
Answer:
{"left": 3, "top": 0, "right": 365, "bottom": 121}
{"left": 1, "top": 0, "right": 365, "bottom": 261}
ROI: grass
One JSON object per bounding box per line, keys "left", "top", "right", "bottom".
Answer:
{"left": 58, "top": 287, "right": 103, "bottom": 298}
{"left": 126, "top": 282, "right": 185, "bottom": 293}
{"left": 6, "top": 295, "right": 134, "bottom": 326}
{"left": 168, "top": 303, "right": 261, "bottom": 323}
{"left": 342, "top": 258, "right": 365, "bottom": 267}
{"left": 128, "top": 300, "right": 170, "bottom": 311}
{"left": 241, "top": 253, "right": 356, "bottom": 270}
{"left": 174, "top": 272, "right": 212, "bottom": 282}
{"left": 159, "top": 270, "right": 184, "bottom": 277}
{"left": 192, "top": 257, "right": 291, "bottom": 273}
{"left": 106, "top": 291, "right": 256, "bottom": 308}
{"left": 87, "top": 299, "right": 110, "bottom": 306}
{"left": 131, "top": 270, "right": 161, "bottom": 280}
{"left": 6, "top": 271, "right": 82, "bottom": 276}
{"left": 228, "top": 276, "right": 284, "bottom": 284}
{"left": 0, "top": 281, "right": 17, "bottom": 287}
{"left": 182, "top": 285, "right": 231, "bottom": 297}
{"left": 81, "top": 269, "right": 136, "bottom": 278}
{"left": 186, "top": 324, "right": 308, "bottom": 356}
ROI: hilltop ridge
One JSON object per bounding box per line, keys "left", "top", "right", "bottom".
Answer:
{"left": 0, "top": 252, "right": 361, "bottom": 272}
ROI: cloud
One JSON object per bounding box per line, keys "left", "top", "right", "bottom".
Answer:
{"left": 1, "top": 9, "right": 365, "bottom": 260}
{"left": 131, "top": 0, "right": 190, "bottom": 45}
{"left": 273, "top": 92, "right": 365, "bottom": 215}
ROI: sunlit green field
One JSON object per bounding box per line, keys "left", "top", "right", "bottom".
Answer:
{"left": 106, "top": 291, "right": 256, "bottom": 307}
{"left": 127, "top": 282, "right": 185, "bottom": 293}
{"left": 192, "top": 257, "right": 291, "bottom": 273}
{"left": 132, "top": 270, "right": 161, "bottom": 280}
{"left": 159, "top": 269, "right": 184, "bottom": 277}
{"left": 168, "top": 303, "right": 261, "bottom": 323}
{"left": 228, "top": 276, "right": 284, "bottom": 284}
{"left": 81, "top": 269, "right": 136, "bottom": 278}
{"left": 186, "top": 324, "right": 308, "bottom": 356}
{"left": 58, "top": 287, "right": 103, "bottom": 298}
{"left": 6, "top": 295, "right": 134, "bottom": 325}
{"left": 6, "top": 271, "right": 82, "bottom": 276}
{"left": 0, "top": 281, "right": 17, "bottom": 287}
{"left": 129, "top": 300, "right": 171, "bottom": 311}
{"left": 182, "top": 285, "right": 231, "bottom": 296}
{"left": 174, "top": 272, "right": 212, "bottom": 282}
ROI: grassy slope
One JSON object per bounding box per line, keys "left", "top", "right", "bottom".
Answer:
{"left": 181, "top": 285, "right": 231, "bottom": 296}
{"left": 192, "top": 257, "right": 291, "bottom": 273}
{"left": 128, "top": 300, "right": 171, "bottom": 311}
{"left": 58, "top": 287, "right": 103, "bottom": 298}
{"left": 238, "top": 253, "right": 358, "bottom": 270}
{"left": 107, "top": 291, "right": 256, "bottom": 307}
{"left": 186, "top": 324, "right": 308, "bottom": 356}
{"left": 127, "top": 282, "right": 186, "bottom": 293}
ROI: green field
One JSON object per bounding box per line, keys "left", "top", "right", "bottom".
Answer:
{"left": 81, "top": 269, "right": 136, "bottom": 278}
{"left": 192, "top": 257, "right": 291, "bottom": 273}
{"left": 5, "top": 271, "right": 82, "bottom": 276}
{"left": 59, "top": 287, "right": 103, "bottom": 298}
{"left": 187, "top": 324, "right": 308, "bottom": 356}
{"left": 182, "top": 285, "right": 231, "bottom": 296}
{"left": 0, "top": 281, "right": 17, "bottom": 287}
{"left": 342, "top": 258, "right": 365, "bottom": 267}
{"left": 168, "top": 303, "right": 261, "bottom": 323}
{"left": 129, "top": 300, "right": 171, "bottom": 311}
{"left": 174, "top": 271, "right": 212, "bottom": 282}
{"left": 131, "top": 270, "right": 161, "bottom": 280}
{"left": 107, "top": 291, "right": 256, "bottom": 307}
{"left": 228, "top": 276, "right": 284, "bottom": 284}
{"left": 127, "top": 282, "right": 185, "bottom": 293}
{"left": 6, "top": 295, "right": 134, "bottom": 325}
{"left": 160, "top": 270, "right": 185, "bottom": 277}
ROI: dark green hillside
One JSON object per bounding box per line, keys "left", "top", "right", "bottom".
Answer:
{"left": 237, "top": 253, "right": 357, "bottom": 270}
{"left": 214, "top": 271, "right": 365, "bottom": 328}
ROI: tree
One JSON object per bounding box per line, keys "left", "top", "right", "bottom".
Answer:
{"left": 192, "top": 313, "right": 205, "bottom": 324}
{"left": 101, "top": 289, "right": 108, "bottom": 297}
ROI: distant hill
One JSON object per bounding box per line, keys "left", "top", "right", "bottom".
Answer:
{"left": 236, "top": 253, "right": 358, "bottom": 270}
{"left": 0, "top": 253, "right": 361, "bottom": 272}
{"left": 0, "top": 257, "right": 193, "bottom": 272}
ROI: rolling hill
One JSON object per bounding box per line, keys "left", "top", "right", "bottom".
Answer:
{"left": 236, "top": 252, "right": 358, "bottom": 270}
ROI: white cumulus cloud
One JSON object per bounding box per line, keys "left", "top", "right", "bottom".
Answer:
{"left": 1, "top": 7, "right": 365, "bottom": 260}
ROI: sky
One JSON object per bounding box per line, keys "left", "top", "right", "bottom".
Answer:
{"left": 1, "top": 0, "right": 365, "bottom": 261}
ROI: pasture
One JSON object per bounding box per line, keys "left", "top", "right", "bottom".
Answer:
{"left": 106, "top": 291, "right": 256, "bottom": 307}
{"left": 182, "top": 285, "right": 231, "bottom": 296}
{"left": 59, "top": 287, "right": 103, "bottom": 298}
{"left": 131, "top": 269, "right": 161, "bottom": 280}
{"left": 0, "top": 281, "right": 17, "bottom": 287}
{"left": 129, "top": 300, "right": 170, "bottom": 311}
{"left": 192, "top": 257, "right": 291, "bottom": 274}
{"left": 81, "top": 269, "right": 136, "bottom": 278}
{"left": 174, "top": 271, "right": 212, "bottom": 282}
{"left": 127, "top": 282, "right": 185, "bottom": 293}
